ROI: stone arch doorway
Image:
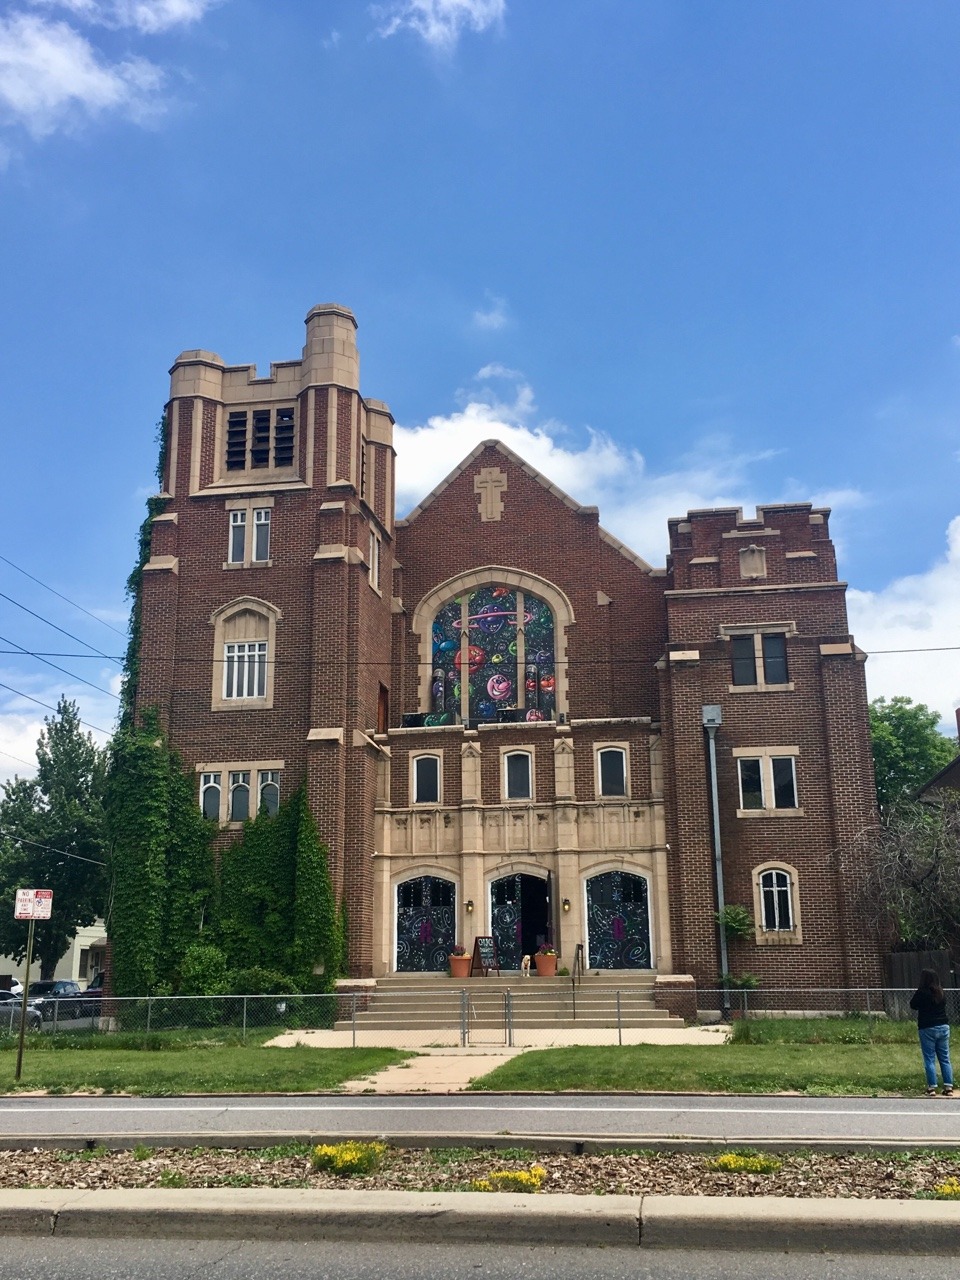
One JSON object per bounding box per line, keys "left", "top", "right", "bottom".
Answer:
{"left": 586, "top": 871, "right": 651, "bottom": 969}
{"left": 395, "top": 875, "right": 456, "bottom": 972}
{"left": 490, "top": 873, "right": 549, "bottom": 970}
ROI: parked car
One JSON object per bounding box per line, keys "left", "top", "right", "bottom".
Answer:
{"left": 27, "top": 979, "right": 86, "bottom": 1020}
{"left": 83, "top": 972, "right": 104, "bottom": 1001}
{"left": 0, "top": 990, "right": 42, "bottom": 1033}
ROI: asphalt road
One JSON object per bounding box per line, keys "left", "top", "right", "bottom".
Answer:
{"left": 0, "top": 1240, "right": 956, "bottom": 1280}
{"left": 2, "top": 1093, "right": 960, "bottom": 1144}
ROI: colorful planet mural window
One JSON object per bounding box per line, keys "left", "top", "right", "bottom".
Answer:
{"left": 430, "top": 586, "right": 556, "bottom": 725}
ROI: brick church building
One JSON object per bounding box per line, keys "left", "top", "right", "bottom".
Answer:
{"left": 137, "top": 303, "right": 882, "bottom": 990}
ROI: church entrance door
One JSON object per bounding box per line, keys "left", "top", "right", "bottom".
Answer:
{"left": 490, "top": 874, "right": 549, "bottom": 970}
{"left": 586, "top": 871, "right": 651, "bottom": 969}
{"left": 395, "top": 876, "right": 456, "bottom": 972}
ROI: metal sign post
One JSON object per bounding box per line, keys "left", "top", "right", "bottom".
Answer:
{"left": 14, "top": 889, "right": 52, "bottom": 1082}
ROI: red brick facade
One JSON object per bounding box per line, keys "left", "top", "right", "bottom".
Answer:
{"left": 136, "top": 305, "right": 882, "bottom": 987}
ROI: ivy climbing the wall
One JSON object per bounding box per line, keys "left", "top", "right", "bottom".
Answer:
{"left": 219, "top": 786, "right": 339, "bottom": 992}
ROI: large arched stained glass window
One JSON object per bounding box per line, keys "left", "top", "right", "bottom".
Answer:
{"left": 430, "top": 586, "right": 556, "bottom": 724}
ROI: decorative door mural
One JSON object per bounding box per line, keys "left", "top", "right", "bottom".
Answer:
{"left": 586, "top": 871, "right": 651, "bottom": 969}
{"left": 396, "top": 876, "right": 456, "bottom": 972}
{"left": 431, "top": 586, "right": 556, "bottom": 725}
{"left": 491, "top": 874, "right": 549, "bottom": 970}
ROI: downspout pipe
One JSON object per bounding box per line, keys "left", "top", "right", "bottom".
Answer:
{"left": 702, "top": 704, "right": 731, "bottom": 1020}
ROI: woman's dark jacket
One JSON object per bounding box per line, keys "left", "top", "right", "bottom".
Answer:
{"left": 910, "top": 988, "right": 949, "bottom": 1029}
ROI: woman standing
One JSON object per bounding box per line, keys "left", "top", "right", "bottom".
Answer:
{"left": 909, "top": 968, "right": 954, "bottom": 1096}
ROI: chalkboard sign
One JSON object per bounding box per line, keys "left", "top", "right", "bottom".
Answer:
{"left": 470, "top": 935, "right": 500, "bottom": 977}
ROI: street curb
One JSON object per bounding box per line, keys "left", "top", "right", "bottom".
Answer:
{"left": 1, "top": 1190, "right": 960, "bottom": 1252}
{"left": 3, "top": 1133, "right": 960, "bottom": 1155}
{"left": 641, "top": 1195, "right": 960, "bottom": 1254}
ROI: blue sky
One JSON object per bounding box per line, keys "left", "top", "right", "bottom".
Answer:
{"left": 3, "top": 0, "right": 960, "bottom": 777}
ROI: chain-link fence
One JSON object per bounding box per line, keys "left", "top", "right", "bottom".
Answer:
{"left": 0, "top": 984, "right": 946, "bottom": 1049}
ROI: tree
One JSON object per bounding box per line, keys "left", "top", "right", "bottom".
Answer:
{"left": 0, "top": 698, "right": 107, "bottom": 979}
{"left": 851, "top": 795, "right": 960, "bottom": 953}
{"left": 869, "top": 696, "right": 958, "bottom": 811}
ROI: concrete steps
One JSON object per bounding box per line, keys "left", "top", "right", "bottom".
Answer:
{"left": 333, "top": 972, "right": 681, "bottom": 1033}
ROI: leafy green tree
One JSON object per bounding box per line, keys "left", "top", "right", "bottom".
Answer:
{"left": 0, "top": 698, "right": 107, "bottom": 979}
{"left": 870, "top": 696, "right": 958, "bottom": 810}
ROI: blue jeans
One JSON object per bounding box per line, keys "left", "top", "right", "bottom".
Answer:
{"left": 919, "top": 1025, "right": 953, "bottom": 1089}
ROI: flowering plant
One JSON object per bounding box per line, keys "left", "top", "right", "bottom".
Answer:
{"left": 450, "top": 945, "right": 467, "bottom": 957}
{"left": 537, "top": 944, "right": 556, "bottom": 956}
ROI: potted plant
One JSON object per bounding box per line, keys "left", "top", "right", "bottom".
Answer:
{"left": 534, "top": 944, "right": 558, "bottom": 977}
{"left": 449, "top": 945, "right": 471, "bottom": 979}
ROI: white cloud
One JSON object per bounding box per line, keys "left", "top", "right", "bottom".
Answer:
{"left": 0, "top": 673, "right": 117, "bottom": 784}
{"left": 472, "top": 292, "right": 509, "bottom": 331}
{"left": 393, "top": 369, "right": 859, "bottom": 566}
{"left": 0, "top": 13, "right": 164, "bottom": 138}
{"left": 849, "top": 517, "right": 960, "bottom": 729}
{"left": 372, "top": 0, "right": 505, "bottom": 51}
{"left": 27, "top": 0, "right": 221, "bottom": 33}
{"left": 323, "top": 29, "right": 341, "bottom": 51}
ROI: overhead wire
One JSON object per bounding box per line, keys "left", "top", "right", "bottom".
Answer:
{"left": 0, "top": 681, "right": 113, "bottom": 737}
{"left": 0, "top": 830, "right": 106, "bottom": 867}
{"left": 0, "top": 591, "right": 121, "bottom": 664}
{"left": 0, "top": 636, "right": 119, "bottom": 701}
{"left": 0, "top": 553, "right": 127, "bottom": 637}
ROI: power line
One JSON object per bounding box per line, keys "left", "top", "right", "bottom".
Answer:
{"left": 0, "top": 682, "right": 113, "bottom": 737}
{"left": 0, "top": 591, "right": 121, "bottom": 664}
{"left": 0, "top": 830, "right": 105, "bottom": 867}
{"left": 0, "top": 635, "right": 120, "bottom": 701}
{"left": 0, "top": 748, "right": 37, "bottom": 770}
{"left": 0, "top": 553, "right": 127, "bottom": 638}
{"left": 0, "top": 652, "right": 125, "bottom": 659}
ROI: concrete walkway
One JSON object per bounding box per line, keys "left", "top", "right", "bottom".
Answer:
{"left": 266, "top": 1024, "right": 729, "bottom": 1094}
{"left": 3, "top": 1187, "right": 960, "bottom": 1254}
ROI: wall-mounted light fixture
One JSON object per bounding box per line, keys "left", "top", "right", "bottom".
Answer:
{"left": 562, "top": 898, "right": 571, "bottom": 913}
{"left": 465, "top": 900, "right": 474, "bottom": 914}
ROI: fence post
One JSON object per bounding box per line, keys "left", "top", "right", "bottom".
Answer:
{"left": 146, "top": 996, "right": 152, "bottom": 1035}
{"left": 242, "top": 996, "right": 247, "bottom": 1043}
{"left": 742, "top": 989, "right": 748, "bottom": 1019}
{"left": 616, "top": 990, "right": 622, "bottom": 1047}
{"left": 505, "top": 989, "right": 513, "bottom": 1048}
{"left": 52, "top": 999, "right": 58, "bottom": 1041}
{"left": 459, "top": 989, "right": 467, "bottom": 1048}
{"left": 352, "top": 993, "right": 358, "bottom": 1050}
{"left": 866, "top": 987, "right": 872, "bottom": 1017}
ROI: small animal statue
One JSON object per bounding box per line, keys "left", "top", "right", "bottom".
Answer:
{"left": 520, "top": 954, "right": 531, "bottom": 977}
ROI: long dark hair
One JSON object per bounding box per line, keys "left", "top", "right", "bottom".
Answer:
{"left": 920, "top": 968, "right": 945, "bottom": 1002}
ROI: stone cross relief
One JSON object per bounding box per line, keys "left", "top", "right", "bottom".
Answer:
{"left": 474, "top": 466, "right": 507, "bottom": 521}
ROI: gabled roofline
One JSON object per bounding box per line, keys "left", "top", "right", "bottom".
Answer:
{"left": 396, "top": 437, "right": 654, "bottom": 573}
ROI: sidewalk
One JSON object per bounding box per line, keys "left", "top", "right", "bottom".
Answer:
{"left": 269, "top": 1023, "right": 730, "bottom": 1082}
{"left": 3, "top": 1187, "right": 959, "bottom": 1253}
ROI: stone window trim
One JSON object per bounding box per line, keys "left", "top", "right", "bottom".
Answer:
{"left": 501, "top": 747, "right": 534, "bottom": 803}
{"left": 368, "top": 528, "right": 382, "bottom": 595}
{"left": 410, "top": 566, "right": 575, "bottom": 717}
{"left": 411, "top": 752, "right": 442, "bottom": 806}
{"left": 219, "top": 403, "right": 298, "bottom": 483}
{"left": 194, "top": 759, "right": 284, "bottom": 827}
{"left": 732, "top": 746, "right": 803, "bottom": 818}
{"left": 752, "top": 860, "right": 803, "bottom": 945}
{"left": 209, "top": 596, "right": 282, "bottom": 711}
{"left": 719, "top": 622, "right": 797, "bottom": 693}
{"left": 224, "top": 497, "right": 275, "bottom": 569}
{"left": 595, "top": 743, "right": 630, "bottom": 800}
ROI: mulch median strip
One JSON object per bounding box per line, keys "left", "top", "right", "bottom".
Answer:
{"left": 4, "top": 1145, "right": 960, "bottom": 1199}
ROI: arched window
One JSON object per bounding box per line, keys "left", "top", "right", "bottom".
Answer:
{"left": 200, "top": 772, "right": 221, "bottom": 821}
{"left": 753, "top": 862, "right": 802, "bottom": 944}
{"left": 430, "top": 585, "right": 556, "bottom": 724}
{"left": 209, "top": 597, "right": 281, "bottom": 710}
{"left": 504, "top": 750, "right": 532, "bottom": 800}
{"left": 413, "top": 754, "right": 441, "bottom": 804}
{"left": 258, "top": 770, "right": 280, "bottom": 816}
{"left": 597, "top": 747, "right": 627, "bottom": 797}
{"left": 229, "top": 771, "right": 250, "bottom": 822}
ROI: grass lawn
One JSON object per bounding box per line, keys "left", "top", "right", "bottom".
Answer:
{"left": 469, "top": 1018, "right": 934, "bottom": 1095}
{"left": 0, "top": 1032, "right": 408, "bottom": 1095}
